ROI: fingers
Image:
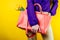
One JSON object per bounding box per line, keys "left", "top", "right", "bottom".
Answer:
{"left": 32, "top": 24, "right": 40, "bottom": 33}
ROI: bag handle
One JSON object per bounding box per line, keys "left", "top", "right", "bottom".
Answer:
{"left": 26, "top": 33, "right": 36, "bottom": 38}
{"left": 26, "top": 22, "right": 36, "bottom": 38}
{"left": 34, "top": 3, "right": 42, "bottom": 13}
{"left": 34, "top": 3, "right": 50, "bottom": 15}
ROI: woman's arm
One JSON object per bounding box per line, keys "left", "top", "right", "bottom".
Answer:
{"left": 27, "top": 0, "right": 38, "bottom": 26}
{"left": 50, "top": 0, "right": 58, "bottom": 16}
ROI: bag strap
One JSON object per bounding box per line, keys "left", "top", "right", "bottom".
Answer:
{"left": 26, "top": 22, "right": 36, "bottom": 38}
{"left": 34, "top": 3, "right": 42, "bottom": 13}
{"left": 26, "top": 33, "right": 36, "bottom": 38}
{"left": 34, "top": 3, "right": 50, "bottom": 15}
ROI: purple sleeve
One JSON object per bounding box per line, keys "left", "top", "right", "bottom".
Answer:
{"left": 50, "top": 0, "right": 58, "bottom": 16}
{"left": 27, "top": 0, "right": 38, "bottom": 26}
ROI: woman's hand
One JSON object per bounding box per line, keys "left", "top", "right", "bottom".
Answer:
{"left": 32, "top": 24, "right": 40, "bottom": 33}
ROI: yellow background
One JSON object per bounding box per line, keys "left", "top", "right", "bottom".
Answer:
{"left": 0, "top": 0, "right": 60, "bottom": 40}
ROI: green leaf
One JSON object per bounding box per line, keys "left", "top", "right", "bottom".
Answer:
{"left": 18, "top": 7, "right": 25, "bottom": 11}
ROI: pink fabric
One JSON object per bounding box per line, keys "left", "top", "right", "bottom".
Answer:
{"left": 17, "top": 9, "right": 51, "bottom": 34}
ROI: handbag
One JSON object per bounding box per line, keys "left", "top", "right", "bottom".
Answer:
{"left": 17, "top": 3, "right": 51, "bottom": 38}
